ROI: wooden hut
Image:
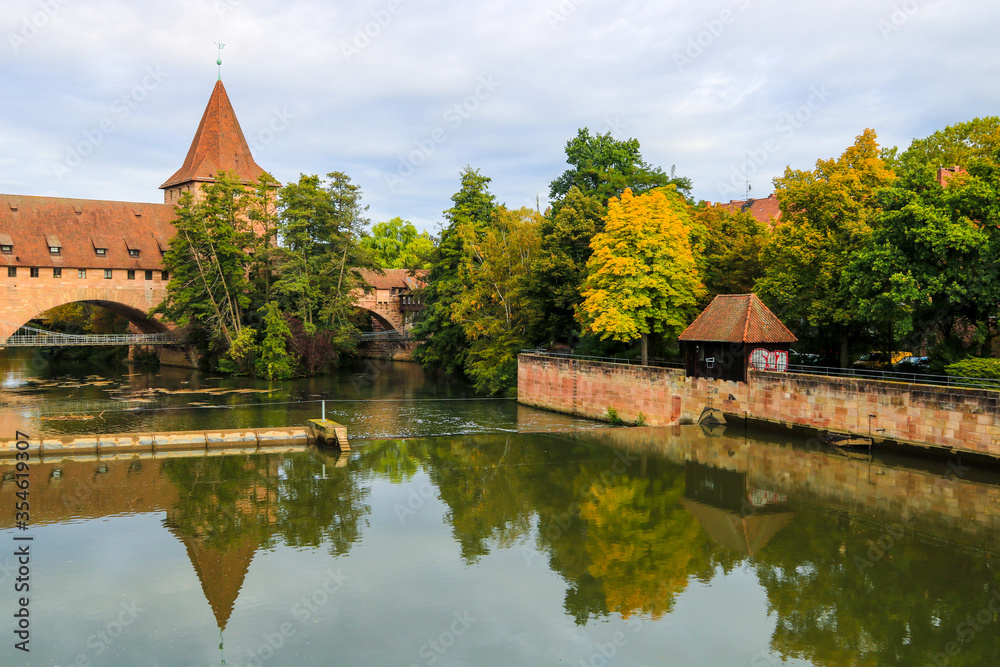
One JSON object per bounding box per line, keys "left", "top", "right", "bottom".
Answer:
{"left": 678, "top": 294, "right": 797, "bottom": 383}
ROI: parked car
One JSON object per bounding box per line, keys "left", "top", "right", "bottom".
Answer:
{"left": 789, "top": 349, "right": 821, "bottom": 365}
{"left": 852, "top": 351, "right": 913, "bottom": 370}
{"left": 895, "top": 355, "right": 930, "bottom": 370}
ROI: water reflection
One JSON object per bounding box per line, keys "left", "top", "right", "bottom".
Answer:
{"left": 3, "top": 426, "right": 1000, "bottom": 665}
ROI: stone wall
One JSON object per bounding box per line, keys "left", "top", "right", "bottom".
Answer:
{"left": 518, "top": 353, "right": 1000, "bottom": 457}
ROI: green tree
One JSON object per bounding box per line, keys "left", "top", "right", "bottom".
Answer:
{"left": 413, "top": 167, "right": 497, "bottom": 374}
{"left": 159, "top": 172, "right": 269, "bottom": 350}
{"left": 529, "top": 187, "right": 605, "bottom": 344}
{"left": 690, "top": 204, "right": 770, "bottom": 304}
{"left": 360, "top": 217, "right": 435, "bottom": 269}
{"left": 256, "top": 301, "right": 295, "bottom": 380}
{"left": 275, "top": 172, "right": 373, "bottom": 331}
{"left": 847, "top": 158, "right": 1000, "bottom": 363}
{"left": 755, "top": 129, "right": 896, "bottom": 366}
{"left": 892, "top": 116, "right": 1000, "bottom": 187}
{"left": 579, "top": 187, "right": 704, "bottom": 365}
{"left": 549, "top": 128, "right": 691, "bottom": 207}
{"left": 452, "top": 206, "right": 542, "bottom": 395}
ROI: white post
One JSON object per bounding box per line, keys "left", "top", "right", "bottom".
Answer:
{"left": 322, "top": 400, "right": 326, "bottom": 421}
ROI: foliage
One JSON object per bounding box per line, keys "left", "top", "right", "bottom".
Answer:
{"left": 413, "top": 167, "right": 498, "bottom": 374}
{"left": 945, "top": 357, "right": 1000, "bottom": 380}
{"left": 605, "top": 406, "right": 624, "bottom": 425}
{"left": 218, "top": 326, "right": 258, "bottom": 376}
{"left": 256, "top": 301, "right": 295, "bottom": 380}
{"left": 579, "top": 187, "right": 704, "bottom": 364}
{"left": 452, "top": 206, "right": 541, "bottom": 395}
{"left": 528, "top": 186, "right": 606, "bottom": 344}
{"left": 158, "top": 172, "right": 271, "bottom": 349}
{"left": 40, "top": 303, "right": 130, "bottom": 335}
{"left": 847, "top": 155, "right": 1000, "bottom": 360}
{"left": 360, "top": 217, "right": 435, "bottom": 269}
{"left": 689, "top": 204, "right": 770, "bottom": 304}
{"left": 549, "top": 128, "right": 691, "bottom": 208}
{"left": 892, "top": 116, "right": 1000, "bottom": 186}
{"left": 755, "top": 129, "right": 896, "bottom": 366}
{"left": 274, "top": 171, "right": 375, "bottom": 332}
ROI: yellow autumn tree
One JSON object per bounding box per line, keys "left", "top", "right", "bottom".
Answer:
{"left": 579, "top": 187, "right": 704, "bottom": 364}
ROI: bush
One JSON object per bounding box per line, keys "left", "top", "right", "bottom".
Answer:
{"left": 945, "top": 358, "right": 1000, "bottom": 387}
{"left": 606, "top": 406, "right": 625, "bottom": 425}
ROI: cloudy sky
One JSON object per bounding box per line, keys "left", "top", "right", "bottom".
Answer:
{"left": 2, "top": 0, "right": 998, "bottom": 232}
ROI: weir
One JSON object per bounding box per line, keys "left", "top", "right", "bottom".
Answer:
{"left": 0, "top": 422, "right": 350, "bottom": 460}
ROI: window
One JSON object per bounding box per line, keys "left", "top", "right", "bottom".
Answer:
{"left": 53, "top": 268, "right": 61, "bottom": 278}
{"left": 49, "top": 246, "right": 60, "bottom": 255}
{"left": 0, "top": 245, "right": 11, "bottom": 254}
{"left": 7, "top": 267, "right": 15, "bottom": 277}
{"left": 127, "top": 269, "right": 135, "bottom": 280}
{"left": 78, "top": 269, "right": 86, "bottom": 279}
{"left": 95, "top": 248, "right": 106, "bottom": 256}
{"left": 30, "top": 267, "right": 39, "bottom": 278}
{"left": 128, "top": 249, "right": 140, "bottom": 257}
{"left": 104, "top": 269, "right": 112, "bottom": 279}
{"left": 144, "top": 270, "right": 153, "bottom": 281}
{"left": 162, "top": 270, "right": 169, "bottom": 281}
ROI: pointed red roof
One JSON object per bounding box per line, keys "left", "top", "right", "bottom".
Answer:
{"left": 160, "top": 80, "right": 268, "bottom": 189}
{"left": 679, "top": 294, "right": 797, "bottom": 344}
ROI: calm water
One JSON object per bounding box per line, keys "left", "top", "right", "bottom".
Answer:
{"left": 2, "top": 350, "right": 1000, "bottom": 666}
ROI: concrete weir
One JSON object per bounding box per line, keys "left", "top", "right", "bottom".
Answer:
{"left": 0, "top": 426, "right": 314, "bottom": 460}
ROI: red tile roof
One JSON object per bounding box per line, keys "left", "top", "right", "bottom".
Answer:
{"left": 718, "top": 193, "right": 782, "bottom": 227}
{"left": 160, "top": 80, "right": 268, "bottom": 189}
{"left": 0, "top": 194, "right": 175, "bottom": 269}
{"left": 357, "top": 268, "right": 427, "bottom": 291}
{"left": 679, "top": 294, "right": 797, "bottom": 343}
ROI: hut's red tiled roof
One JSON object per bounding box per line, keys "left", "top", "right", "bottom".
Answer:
{"left": 719, "top": 193, "right": 782, "bottom": 227}
{"left": 0, "top": 194, "right": 175, "bottom": 269}
{"left": 679, "top": 294, "right": 797, "bottom": 344}
{"left": 357, "top": 268, "right": 427, "bottom": 291}
{"left": 160, "top": 80, "right": 268, "bottom": 189}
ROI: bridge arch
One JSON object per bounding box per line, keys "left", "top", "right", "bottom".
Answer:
{"left": 354, "top": 307, "right": 398, "bottom": 333}
{"left": 0, "top": 282, "right": 170, "bottom": 342}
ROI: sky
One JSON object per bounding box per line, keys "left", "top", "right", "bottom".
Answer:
{"left": 2, "top": 0, "right": 998, "bottom": 233}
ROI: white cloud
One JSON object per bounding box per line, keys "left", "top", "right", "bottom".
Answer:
{"left": 2, "top": 0, "right": 998, "bottom": 230}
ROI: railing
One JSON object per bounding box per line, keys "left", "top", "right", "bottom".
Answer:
{"left": 358, "top": 326, "right": 416, "bottom": 343}
{"left": 782, "top": 364, "right": 1000, "bottom": 391}
{"left": 520, "top": 351, "right": 999, "bottom": 391}
{"left": 2, "top": 326, "right": 181, "bottom": 347}
{"left": 520, "top": 350, "right": 684, "bottom": 370}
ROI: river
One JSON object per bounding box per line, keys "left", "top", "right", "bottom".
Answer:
{"left": 2, "top": 349, "right": 1000, "bottom": 666}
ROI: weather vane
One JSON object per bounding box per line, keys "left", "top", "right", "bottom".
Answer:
{"left": 215, "top": 42, "right": 226, "bottom": 80}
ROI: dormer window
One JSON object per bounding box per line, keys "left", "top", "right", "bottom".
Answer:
{"left": 49, "top": 247, "right": 60, "bottom": 254}
{"left": 46, "top": 235, "right": 61, "bottom": 255}
{"left": 91, "top": 236, "right": 108, "bottom": 257}
{"left": 0, "top": 233, "right": 12, "bottom": 254}
{"left": 129, "top": 249, "right": 140, "bottom": 257}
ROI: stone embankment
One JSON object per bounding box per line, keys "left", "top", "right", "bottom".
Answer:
{"left": 518, "top": 353, "right": 1000, "bottom": 458}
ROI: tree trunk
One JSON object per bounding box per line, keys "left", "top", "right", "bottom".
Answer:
{"left": 641, "top": 333, "right": 649, "bottom": 366}
{"left": 840, "top": 330, "right": 849, "bottom": 369}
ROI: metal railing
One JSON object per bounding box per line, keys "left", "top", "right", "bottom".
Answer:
{"left": 2, "top": 326, "right": 180, "bottom": 347}
{"left": 781, "top": 364, "right": 1000, "bottom": 391}
{"left": 520, "top": 351, "right": 1000, "bottom": 391}
{"left": 520, "top": 350, "right": 684, "bottom": 369}
{"left": 358, "top": 326, "right": 417, "bottom": 342}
